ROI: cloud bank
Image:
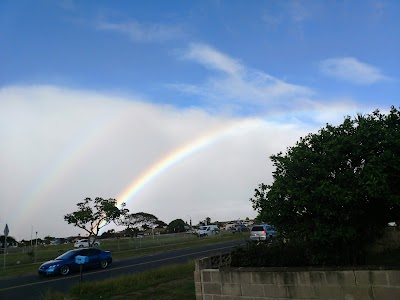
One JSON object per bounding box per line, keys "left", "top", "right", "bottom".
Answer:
{"left": 0, "top": 85, "right": 314, "bottom": 239}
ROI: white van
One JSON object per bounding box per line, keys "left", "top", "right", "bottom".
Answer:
{"left": 197, "top": 225, "right": 220, "bottom": 237}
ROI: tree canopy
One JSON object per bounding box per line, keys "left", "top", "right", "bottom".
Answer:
{"left": 64, "top": 197, "right": 128, "bottom": 246}
{"left": 116, "top": 212, "right": 160, "bottom": 237}
{"left": 251, "top": 107, "right": 400, "bottom": 264}
{"left": 167, "top": 219, "right": 187, "bottom": 233}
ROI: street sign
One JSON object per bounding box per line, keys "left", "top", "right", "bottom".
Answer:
{"left": 3, "top": 224, "right": 9, "bottom": 236}
{"left": 3, "top": 224, "right": 8, "bottom": 270}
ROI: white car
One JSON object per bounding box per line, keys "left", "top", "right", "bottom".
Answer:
{"left": 197, "top": 225, "right": 220, "bottom": 237}
{"left": 74, "top": 239, "right": 100, "bottom": 248}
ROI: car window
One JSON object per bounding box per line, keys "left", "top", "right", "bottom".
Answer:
{"left": 86, "top": 248, "right": 100, "bottom": 255}
{"left": 199, "top": 226, "right": 207, "bottom": 230}
{"left": 56, "top": 250, "right": 79, "bottom": 260}
{"left": 251, "top": 226, "right": 264, "bottom": 231}
{"left": 78, "top": 249, "right": 90, "bottom": 256}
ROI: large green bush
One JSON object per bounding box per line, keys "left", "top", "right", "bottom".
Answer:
{"left": 251, "top": 107, "right": 400, "bottom": 265}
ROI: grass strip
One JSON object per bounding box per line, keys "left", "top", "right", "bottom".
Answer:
{"left": 42, "top": 261, "right": 195, "bottom": 300}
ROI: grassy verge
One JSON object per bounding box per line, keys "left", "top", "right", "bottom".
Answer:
{"left": 0, "top": 232, "right": 246, "bottom": 277}
{"left": 42, "top": 261, "right": 195, "bottom": 300}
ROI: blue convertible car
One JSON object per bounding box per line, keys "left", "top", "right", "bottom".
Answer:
{"left": 38, "top": 248, "right": 112, "bottom": 276}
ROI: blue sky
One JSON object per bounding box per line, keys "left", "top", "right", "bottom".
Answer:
{"left": 1, "top": 0, "right": 399, "bottom": 239}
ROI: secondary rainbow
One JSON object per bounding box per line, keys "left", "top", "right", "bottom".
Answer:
{"left": 117, "top": 118, "right": 261, "bottom": 207}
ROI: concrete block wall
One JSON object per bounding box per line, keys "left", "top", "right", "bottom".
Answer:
{"left": 194, "top": 259, "right": 400, "bottom": 300}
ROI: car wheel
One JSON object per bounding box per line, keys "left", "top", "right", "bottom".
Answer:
{"left": 79, "top": 245, "right": 83, "bottom": 248}
{"left": 60, "top": 265, "right": 70, "bottom": 276}
{"left": 100, "top": 259, "right": 108, "bottom": 269}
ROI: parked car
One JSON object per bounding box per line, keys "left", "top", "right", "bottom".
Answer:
{"left": 74, "top": 239, "right": 100, "bottom": 248}
{"left": 197, "top": 225, "right": 220, "bottom": 237}
{"left": 38, "top": 248, "right": 112, "bottom": 276}
{"left": 249, "top": 224, "right": 277, "bottom": 241}
{"left": 230, "top": 224, "right": 249, "bottom": 233}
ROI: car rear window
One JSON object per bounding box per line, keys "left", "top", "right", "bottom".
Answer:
{"left": 251, "top": 226, "right": 264, "bottom": 231}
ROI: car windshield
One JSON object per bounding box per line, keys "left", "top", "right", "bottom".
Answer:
{"left": 251, "top": 226, "right": 264, "bottom": 231}
{"left": 199, "top": 226, "right": 208, "bottom": 230}
{"left": 55, "top": 250, "right": 78, "bottom": 260}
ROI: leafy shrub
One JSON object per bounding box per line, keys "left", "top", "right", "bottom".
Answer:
{"left": 231, "top": 240, "right": 309, "bottom": 267}
{"left": 231, "top": 239, "right": 362, "bottom": 267}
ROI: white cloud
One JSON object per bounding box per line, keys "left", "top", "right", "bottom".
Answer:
{"left": 97, "top": 20, "right": 184, "bottom": 43}
{"left": 0, "top": 85, "right": 315, "bottom": 240}
{"left": 183, "top": 43, "right": 243, "bottom": 75}
{"left": 172, "top": 43, "right": 315, "bottom": 113}
{"left": 319, "top": 57, "right": 390, "bottom": 84}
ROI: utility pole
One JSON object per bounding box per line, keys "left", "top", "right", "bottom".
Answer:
{"left": 34, "top": 231, "right": 38, "bottom": 263}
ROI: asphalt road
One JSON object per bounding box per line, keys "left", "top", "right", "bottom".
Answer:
{"left": 0, "top": 239, "right": 245, "bottom": 300}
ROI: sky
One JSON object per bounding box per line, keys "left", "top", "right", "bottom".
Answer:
{"left": 1, "top": 0, "right": 399, "bottom": 240}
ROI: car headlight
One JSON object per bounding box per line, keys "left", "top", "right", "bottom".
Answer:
{"left": 48, "top": 264, "right": 60, "bottom": 268}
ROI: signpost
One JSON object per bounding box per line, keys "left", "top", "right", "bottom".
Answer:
{"left": 3, "top": 224, "right": 9, "bottom": 270}
{"left": 75, "top": 255, "right": 88, "bottom": 283}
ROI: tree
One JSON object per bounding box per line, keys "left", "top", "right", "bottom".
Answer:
{"left": 64, "top": 197, "right": 128, "bottom": 246}
{"left": 117, "top": 212, "right": 159, "bottom": 238}
{"left": 100, "top": 229, "right": 115, "bottom": 239}
{"left": 251, "top": 107, "right": 400, "bottom": 265}
{"left": 0, "top": 235, "right": 17, "bottom": 248}
{"left": 167, "top": 219, "right": 187, "bottom": 233}
{"left": 43, "top": 236, "right": 55, "bottom": 245}
{"left": 154, "top": 220, "right": 167, "bottom": 228}
{"left": 205, "top": 217, "right": 211, "bottom": 225}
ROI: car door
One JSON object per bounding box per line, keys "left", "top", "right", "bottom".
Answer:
{"left": 85, "top": 248, "right": 101, "bottom": 267}
{"left": 70, "top": 249, "right": 86, "bottom": 271}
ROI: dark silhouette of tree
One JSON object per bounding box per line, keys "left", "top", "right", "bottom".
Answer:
{"left": 116, "top": 212, "right": 160, "bottom": 237}
{"left": 251, "top": 107, "right": 400, "bottom": 265}
{"left": 167, "top": 219, "right": 187, "bottom": 233}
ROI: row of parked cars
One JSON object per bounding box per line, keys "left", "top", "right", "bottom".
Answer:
{"left": 195, "top": 223, "right": 277, "bottom": 241}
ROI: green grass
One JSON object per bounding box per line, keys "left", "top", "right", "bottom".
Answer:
{"left": 0, "top": 232, "right": 246, "bottom": 277}
{"left": 42, "top": 261, "right": 196, "bottom": 300}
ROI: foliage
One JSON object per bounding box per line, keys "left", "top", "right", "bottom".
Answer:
{"left": 251, "top": 107, "right": 400, "bottom": 265}
{"left": 100, "top": 229, "right": 115, "bottom": 239}
{"left": 0, "top": 235, "right": 17, "bottom": 247}
{"left": 167, "top": 219, "right": 187, "bottom": 233}
{"left": 231, "top": 241, "right": 309, "bottom": 267}
{"left": 64, "top": 197, "right": 129, "bottom": 246}
{"left": 116, "top": 212, "right": 160, "bottom": 238}
{"left": 154, "top": 220, "right": 167, "bottom": 228}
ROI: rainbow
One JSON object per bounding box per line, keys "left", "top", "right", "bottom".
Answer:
{"left": 117, "top": 118, "right": 262, "bottom": 207}
{"left": 16, "top": 109, "right": 124, "bottom": 224}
